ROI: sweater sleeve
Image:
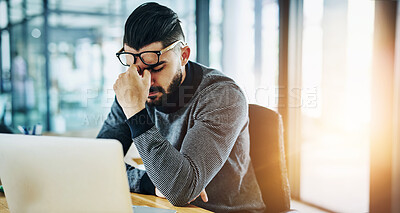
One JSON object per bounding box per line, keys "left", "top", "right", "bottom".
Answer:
{"left": 125, "top": 83, "right": 248, "bottom": 206}
{"left": 96, "top": 96, "right": 132, "bottom": 154}
{"left": 97, "top": 96, "right": 155, "bottom": 195}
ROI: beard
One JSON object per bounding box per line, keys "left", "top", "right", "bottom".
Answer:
{"left": 146, "top": 67, "right": 183, "bottom": 107}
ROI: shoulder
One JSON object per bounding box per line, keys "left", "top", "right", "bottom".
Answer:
{"left": 190, "top": 62, "right": 236, "bottom": 87}
{"left": 190, "top": 61, "right": 245, "bottom": 100}
{"left": 190, "top": 62, "right": 248, "bottom": 116}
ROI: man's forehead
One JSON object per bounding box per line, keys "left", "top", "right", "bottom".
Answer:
{"left": 123, "top": 42, "right": 163, "bottom": 53}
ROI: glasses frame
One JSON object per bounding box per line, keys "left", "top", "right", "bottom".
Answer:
{"left": 116, "top": 40, "right": 186, "bottom": 67}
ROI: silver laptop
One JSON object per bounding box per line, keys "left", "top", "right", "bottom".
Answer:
{"left": 0, "top": 133, "right": 133, "bottom": 213}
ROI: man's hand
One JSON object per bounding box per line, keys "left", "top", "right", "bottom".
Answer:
{"left": 155, "top": 187, "right": 165, "bottom": 198}
{"left": 155, "top": 188, "right": 208, "bottom": 204}
{"left": 189, "top": 189, "right": 208, "bottom": 204}
{"left": 113, "top": 65, "right": 151, "bottom": 119}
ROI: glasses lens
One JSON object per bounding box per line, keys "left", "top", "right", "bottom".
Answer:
{"left": 119, "top": 53, "right": 134, "bottom": 66}
{"left": 140, "top": 52, "right": 159, "bottom": 65}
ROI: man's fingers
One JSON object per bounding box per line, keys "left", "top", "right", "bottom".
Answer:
{"left": 200, "top": 189, "right": 208, "bottom": 203}
{"left": 155, "top": 188, "right": 165, "bottom": 198}
{"left": 142, "top": 69, "right": 151, "bottom": 87}
{"left": 188, "top": 189, "right": 208, "bottom": 204}
{"left": 189, "top": 198, "right": 195, "bottom": 204}
{"left": 127, "top": 64, "right": 141, "bottom": 78}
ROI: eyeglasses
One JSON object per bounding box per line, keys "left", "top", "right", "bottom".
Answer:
{"left": 116, "top": 40, "right": 186, "bottom": 67}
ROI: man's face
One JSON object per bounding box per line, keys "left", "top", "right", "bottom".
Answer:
{"left": 123, "top": 42, "right": 186, "bottom": 106}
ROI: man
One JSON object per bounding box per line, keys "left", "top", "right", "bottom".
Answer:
{"left": 97, "top": 2, "right": 266, "bottom": 212}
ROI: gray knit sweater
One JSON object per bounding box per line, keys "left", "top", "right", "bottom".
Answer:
{"left": 97, "top": 61, "right": 266, "bottom": 213}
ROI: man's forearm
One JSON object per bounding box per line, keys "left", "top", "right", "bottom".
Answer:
{"left": 131, "top": 126, "right": 200, "bottom": 206}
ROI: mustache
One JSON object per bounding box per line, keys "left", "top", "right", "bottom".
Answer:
{"left": 149, "top": 86, "right": 166, "bottom": 94}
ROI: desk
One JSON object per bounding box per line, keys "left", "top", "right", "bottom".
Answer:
{"left": 0, "top": 192, "right": 212, "bottom": 213}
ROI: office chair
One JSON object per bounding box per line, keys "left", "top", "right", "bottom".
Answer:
{"left": 248, "top": 104, "right": 296, "bottom": 213}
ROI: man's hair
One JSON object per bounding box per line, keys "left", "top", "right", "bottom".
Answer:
{"left": 123, "top": 2, "right": 185, "bottom": 50}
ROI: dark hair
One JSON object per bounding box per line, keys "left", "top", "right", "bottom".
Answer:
{"left": 123, "top": 2, "right": 185, "bottom": 50}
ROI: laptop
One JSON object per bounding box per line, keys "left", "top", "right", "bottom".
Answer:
{"left": 0, "top": 133, "right": 175, "bottom": 213}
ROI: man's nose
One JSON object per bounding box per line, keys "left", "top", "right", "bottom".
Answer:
{"left": 134, "top": 58, "right": 147, "bottom": 73}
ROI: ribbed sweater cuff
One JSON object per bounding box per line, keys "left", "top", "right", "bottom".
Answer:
{"left": 125, "top": 109, "right": 154, "bottom": 139}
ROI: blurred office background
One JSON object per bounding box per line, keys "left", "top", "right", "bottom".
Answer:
{"left": 1, "top": 0, "right": 400, "bottom": 212}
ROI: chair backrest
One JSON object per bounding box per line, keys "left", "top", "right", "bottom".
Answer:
{"left": 248, "top": 104, "right": 291, "bottom": 213}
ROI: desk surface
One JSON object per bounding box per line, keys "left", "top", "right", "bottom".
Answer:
{"left": 0, "top": 192, "right": 212, "bottom": 213}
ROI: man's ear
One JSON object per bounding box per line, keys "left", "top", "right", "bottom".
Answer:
{"left": 180, "top": 46, "right": 190, "bottom": 66}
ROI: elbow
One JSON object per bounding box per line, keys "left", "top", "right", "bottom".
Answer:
{"left": 166, "top": 195, "right": 191, "bottom": 207}
{"left": 164, "top": 188, "right": 199, "bottom": 207}
{"left": 164, "top": 182, "right": 201, "bottom": 206}
{"left": 162, "top": 159, "right": 203, "bottom": 206}
{"left": 170, "top": 200, "right": 188, "bottom": 207}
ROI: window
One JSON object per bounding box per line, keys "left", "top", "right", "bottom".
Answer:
{"left": 217, "top": 0, "right": 280, "bottom": 108}
{"left": 297, "top": 0, "right": 374, "bottom": 212}
{"left": 2, "top": 0, "right": 196, "bottom": 133}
